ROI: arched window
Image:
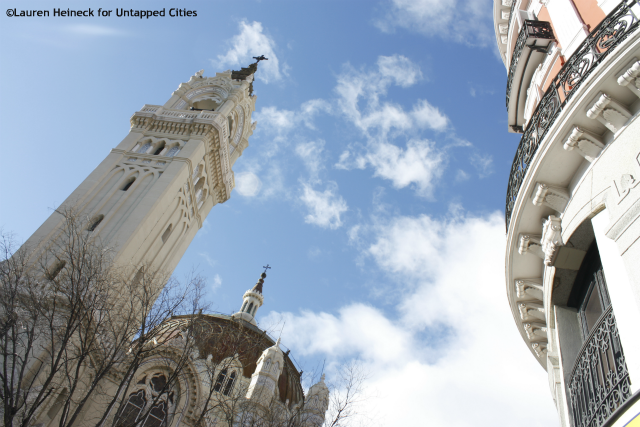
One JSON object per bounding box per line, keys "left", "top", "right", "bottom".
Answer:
{"left": 88, "top": 215, "right": 104, "bottom": 232}
{"left": 213, "top": 369, "right": 227, "bottom": 393}
{"left": 223, "top": 371, "right": 236, "bottom": 396}
{"left": 264, "top": 358, "right": 271, "bottom": 371}
{"left": 133, "top": 267, "right": 144, "bottom": 286}
{"left": 192, "top": 165, "right": 201, "bottom": 181}
{"left": 228, "top": 116, "right": 234, "bottom": 137}
{"left": 241, "top": 302, "right": 247, "bottom": 312}
{"left": 150, "top": 373, "right": 167, "bottom": 393}
{"left": 247, "top": 302, "right": 254, "bottom": 314}
{"left": 46, "top": 260, "right": 66, "bottom": 280}
{"left": 138, "top": 142, "right": 152, "bottom": 154}
{"left": 272, "top": 362, "right": 279, "bottom": 374}
{"left": 46, "top": 388, "right": 69, "bottom": 419}
{"left": 122, "top": 178, "right": 135, "bottom": 191}
{"left": 119, "top": 390, "right": 146, "bottom": 426}
{"left": 161, "top": 224, "right": 173, "bottom": 244}
{"left": 153, "top": 142, "right": 166, "bottom": 156}
{"left": 145, "top": 401, "right": 167, "bottom": 427}
{"left": 118, "top": 373, "right": 173, "bottom": 427}
{"left": 165, "top": 146, "right": 180, "bottom": 157}
{"left": 197, "top": 190, "right": 207, "bottom": 210}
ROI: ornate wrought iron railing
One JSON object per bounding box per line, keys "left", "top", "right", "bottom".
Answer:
{"left": 504, "top": 0, "right": 640, "bottom": 230}
{"left": 568, "top": 307, "right": 631, "bottom": 427}
{"left": 506, "top": 20, "right": 555, "bottom": 110}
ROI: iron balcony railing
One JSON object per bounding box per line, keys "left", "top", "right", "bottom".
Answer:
{"left": 568, "top": 306, "right": 631, "bottom": 427}
{"left": 506, "top": 20, "right": 555, "bottom": 111}
{"left": 505, "top": 0, "right": 640, "bottom": 230}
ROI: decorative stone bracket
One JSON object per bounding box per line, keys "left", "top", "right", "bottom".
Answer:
{"left": 517, "top": 216, "right": 563, "bottom": 266}
{"left": 532, "top": 182, "right": 570, "bottom": 213}
{"left": 617, "top": 60, "right": 640, "bottom": 99}
{"left": 519, "top": 302, "right": 546, "bottom": 322}
{"left": 524, "top": 323, "right": 548, "bottom": 340}
{"left": 518, "top": 234, "right": 544, "bottom": 258}
{"left": 532, "top": 342, "right": 548, "bottom": 358}
{"left": 515, "top": 278, "right": 544, "bottom": 301}
{"left": 563, "top": 126, "right": 605, "bottom": 162}
{"left": 586, "top": 93, "right": 632, "bottom": 134}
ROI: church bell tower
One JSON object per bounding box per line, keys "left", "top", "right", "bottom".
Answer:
{"left": 23, "top": 65, "right": 260, "bottom": 276}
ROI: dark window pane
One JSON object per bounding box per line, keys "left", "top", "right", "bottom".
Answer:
{"left": 151, "top": 374, "right": 167, "bottom": 393}
{"left": 214, "top": 369, "right": 227, "bottom": 392}
{"left": 119, "top": 390, "right": 145, "bottom": 426}
{"left": 223, "top": 372, "right": 236, "bottom": 396}
{"left": 144, "top": 402, "right": 166, "bottom": 427}
{"left": 584, "top": 283, "right": 603, "bottom": 333}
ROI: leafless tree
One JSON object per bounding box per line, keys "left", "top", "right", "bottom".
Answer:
{"left": 0, "top": 210, "right": 205, "bottom": 427}
{"left": 322, "top": 361, "right": 370, "bottom": 427}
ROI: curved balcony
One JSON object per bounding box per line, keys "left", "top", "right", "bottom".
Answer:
{"left": 568, "top": 307, "right": 631, "bottom": 427}
{"left": 506, "top": 20, "right": 556, "bottom": 133}
{"left": 505, "top": 0, "right": 640, "bottom": 230}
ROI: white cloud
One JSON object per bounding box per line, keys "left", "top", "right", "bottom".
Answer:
{"left": 337, "top": 139, "right": 446, "bottom": 198}
{"left": 471, "top": 152, "right": 494, "bottom": 178}
{"left": 262, "top": 211, "right": 558, "bottom": 426}
{"left": 331, "top": 55, "right": 450, "bottom": 197}
{"left": 255, "top": 106, "right": 297, "bottom": 134}
{"left": 411, "top": 99, "right": 448, "bottom": 131}
{"left": 198, "top": 252, "right": 216, "bottom": 267}
{"left": 256, "top": 100, "right": 330, "bottom": 136}
{"left": 455, "top": 169, "right": 470, "bottom": 182}
{"left": 376, "top": 0, "right": 494, "bottom": 47}
{"left": 376, "top": 55, "right": 423, "bottom": 87}
{"left": 211, "top": 274, "right": 222, "bottom": 292}
{"left": 214, "top": 20, "right": 284, "bottom": 84}
{"left": 308, "top": 246, "right": 322, "bottom": 259}
{"left": 295, "top": 140, "right": 325, "bottom": 182}
{"left": 300, "top": 182, "right": 348, "bottom": 230}
{"left": 235, "top": 171, "right": 263, "bottom": 198}
{"left": 334, "top": 55, "right": 444, "bottom": 137}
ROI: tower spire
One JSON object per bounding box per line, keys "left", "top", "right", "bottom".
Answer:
{"left": 231, "top": 268, "right": 268, "bottom": 325}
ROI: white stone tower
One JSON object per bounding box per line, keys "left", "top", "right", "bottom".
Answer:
{"left": 303, "top": 374, "right": 330, "bottom": 426}
{"left": 232, "top": 271, "right": 266, "bottom": 325}
{"left": 245, "top": 338, "right": 285, "bottom": 404}
{"left": 22, "top": 64, "right": 261, "bottom": 279}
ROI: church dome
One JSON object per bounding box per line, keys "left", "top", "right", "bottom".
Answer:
{"left": 188, "top": 313, "right": 304, "bottom": 407}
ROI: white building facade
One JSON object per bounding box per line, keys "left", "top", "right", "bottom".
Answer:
{"left": 494, "top": 0, "right": 640, "bottom": 425}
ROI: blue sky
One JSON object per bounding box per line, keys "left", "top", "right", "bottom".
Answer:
{"left": 1, "top": 1, "right": 558, "bottom": 425}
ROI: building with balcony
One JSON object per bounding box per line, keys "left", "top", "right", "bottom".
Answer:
{"left": 494, "top": 0, "right": 640, "bottom": 425}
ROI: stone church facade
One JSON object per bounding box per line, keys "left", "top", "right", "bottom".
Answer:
{"left": 9, "top": 66, "right": 328, "bottom": 427}
{"left": 494, "top": 0, "right": 640, "bottom": 425}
